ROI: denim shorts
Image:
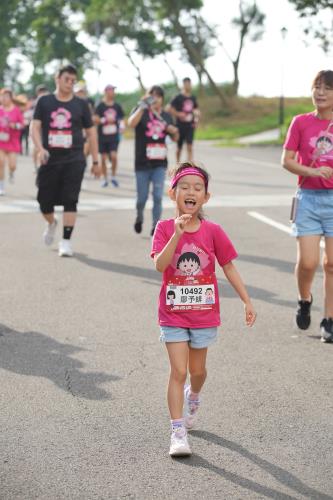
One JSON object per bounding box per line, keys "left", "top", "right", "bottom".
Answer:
{"left": 159, "top": 326, "right": 218, "bottom": 349}
{"left": 292, "top": 189, "right": 333, "bottom": 237}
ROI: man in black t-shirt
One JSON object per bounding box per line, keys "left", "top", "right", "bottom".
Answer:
{"left": 94, "top": 85, "right": 125, "bottom": 187}
{"left": 128, "top": 85, "right": 178, "bottom": 236}
{"left": 170, "top": 77, "right": 200, "bottom": 163}
{"left": 31, "top": 64, "right": 100, "bottom": 257}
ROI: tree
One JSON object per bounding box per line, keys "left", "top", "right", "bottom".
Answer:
{"left": 288, "top": 0, "right": 333, "bottom": 52}
{"left": 85, "top": 0, "right": 170, "bottom": 91}
{"left": 151, "top": 0, "right": 228, "bottom": 105}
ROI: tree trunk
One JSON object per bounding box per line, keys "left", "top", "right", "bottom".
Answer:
{"left": 163, "top": 55, "right": 179, "bottom": 89}
{"left": 173, "top": 18, "right": 228, "bottom": 107}
{"left": 121, "top": 42, "right": 145, "bottom": 92}
{"left": 232, "top": 60, "right": 239, "bottom": 95}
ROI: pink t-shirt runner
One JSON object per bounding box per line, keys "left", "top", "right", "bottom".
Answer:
{"left": 284, "top": 112, "right": 333, "bottom": 189}
{"left": 151, "top": 218, "right": 238, "bottom": 328}
{"left": 0, "top": 106, "right": 24, "bottom": 153}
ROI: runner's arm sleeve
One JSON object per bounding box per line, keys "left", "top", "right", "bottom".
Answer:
{"left": 150, "top": 221, "right": 169, "bottom": 259}
{"left": 283, "top": 116, "right": 300, "bottom": 152}
{"left": 213, "top": 225, "right": 238, "bottom": 267}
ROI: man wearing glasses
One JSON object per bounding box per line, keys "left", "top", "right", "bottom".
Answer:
{"left": 31, "top": 64, "right": 100, "bottom": 257}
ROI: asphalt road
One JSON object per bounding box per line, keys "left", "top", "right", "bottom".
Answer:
{"left": 1, "top": 140, "right": 332, "bottom": 500}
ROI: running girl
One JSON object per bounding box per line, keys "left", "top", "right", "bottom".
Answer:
{"left": 151, "top": 162, "right": 256, "bottom": 457}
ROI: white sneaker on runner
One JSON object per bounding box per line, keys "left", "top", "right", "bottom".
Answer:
{"left": 43, "top": 217, "right": 58, "bottom": 246}
{"left": 184, "top": 385, "right": 201, "bottom": 430}
{"left": 169, "top": 429, "right": 191, "bottom": 457}
{"left": 58, "top": 239, "right": 73, "bottom": 257}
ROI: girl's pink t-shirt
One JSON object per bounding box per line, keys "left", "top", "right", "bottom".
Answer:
{"left": 284, "top": 112, "right": 333, "bottom": 189}
{"left": 0, "top": 106, "right": 24, "bottom": 153}
{"left": 151, "top": 218, "right": 238, "bottom": 328}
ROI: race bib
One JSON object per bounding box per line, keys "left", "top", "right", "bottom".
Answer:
{"left": 0, "top": 131, "right": 10, "bottom": 142}
{"left": 146, "top": 143, "right": 167, "bottom": 160}
{"left": 48, "top": 130, "right": 72, "bottom": 149}
{"left": 166, "top": 275, "right": 216, "bottom": 312}
{"left": 102, "top": 124, "right": 117, "bottom": 135}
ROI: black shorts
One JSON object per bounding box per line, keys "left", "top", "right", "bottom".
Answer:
{"left": 177, "top": 124, "right": 195, "bottom": 148}
{"left": 37, "top": 160, "right": 85, "bottom": 212}
{"left": 99, "top": 136, "right": 119, "bottom": 154}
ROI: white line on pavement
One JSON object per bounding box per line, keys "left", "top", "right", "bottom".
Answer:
{"left": 248, "top": 210, "right": 325, "bottom": 248}
{"left": 0, "top": 194, "right": 294, "bottom": 214}
{"left": 232, "top": 156, "right": 279, "bottom": 169}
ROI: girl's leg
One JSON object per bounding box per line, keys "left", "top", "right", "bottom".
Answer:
{"left": 188, "top": 347, "right": 208, "bottom": 394}
{"left": 165, "top": 342, "right": 189, "bottom": 419}
{"left": 296, "top": 235, "right": 321, "bottom": 299}
{"left": 0, "top": 150, "right": 5, "bottom": 181}
{"left": 323, "top": 237, "right": 333, "bottom": 317}
{"left": 7, "top": 152, "right": 17, "bottom": 174}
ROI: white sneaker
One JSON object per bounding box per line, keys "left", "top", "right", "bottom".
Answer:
{"left": 43, "top": 217, "right": 58, "bottom": 246}
{"left": 169, "top": 429, "right": 191, "bottom": 457}
{"left": 184, "top": 385, "right": 200, "bottom": 430}
{"left": 58, "top": 239, "right": 73, "bottom": 257}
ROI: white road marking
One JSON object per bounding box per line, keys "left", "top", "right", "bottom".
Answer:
{"left": 248, "top": 210, "right": 325, "bottom": 248}
{"left": 232, "top": 156, "right": 279, "bottom": 169}
{"left": 0, "top": 194, "right": 293, "bottom": 214}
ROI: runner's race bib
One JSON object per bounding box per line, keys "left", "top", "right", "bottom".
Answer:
{"left": 48, "top": 130, "right": 72, "bottom": 149}
{"left": 166, "top": 274, "right": 216, "bottom": 312}
{"left": 0, "top": 131, "right": 10, "bottom": 142}
{"left": 102, "top": 124, "right": 117, "bottom": 135}
{"left": 146, "top": 143, "right": 167, "bottom": 160}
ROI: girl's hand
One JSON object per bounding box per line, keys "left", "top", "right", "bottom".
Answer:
{"left": 244, "top": 302, "right": 257, "bottom": 327}
{"left": 174, "top": 214, "right": 192, "bottom": 235}
{"left": 312, "top": 166, "right": 333, "bottom": 179}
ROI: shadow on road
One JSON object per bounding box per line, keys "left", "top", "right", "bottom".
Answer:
{"left": 179, "top": 430, "right": 332, "bottom": 500}
{"left": 0, "top": 324, "right": 120, "bottom": 400}
{"left": 74, "top": 253, "right": 297, "bottom": 308}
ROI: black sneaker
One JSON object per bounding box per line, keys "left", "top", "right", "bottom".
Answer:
{"left": 320, "top": 318, "right": 333, "bottom": 343}
{"left": 134, "top": 220, "right": 142, "bottom": 234}
{"left": 296, "top": 294, "right": 313, "bottom": 330}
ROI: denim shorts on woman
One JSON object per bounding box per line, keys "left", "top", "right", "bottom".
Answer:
{"left": 159, "top": 326, "right": 218, "bottom": 349}
{"left": 292, "top": 189, "right": 333, "bottom": 237}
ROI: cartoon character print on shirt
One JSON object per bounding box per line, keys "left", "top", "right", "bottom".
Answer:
{"left": 50, "top": 107, "right": 72, "bottom": 129}
{"left": 310, "top": 130, "right": 333, "bottom": 162}
{"left": 145, "top": 116, "right": 166, "bottom": 141}
{"left": 172, "top": 243, "right": 210, "bottom": 277}
{"left": 104, "top": 108, "right": 117, "bottom": 124}
{"left": 182, "top": 99, "right": 194, "bottom": 114}
{"left": 0, "top": 113, "right": 9, "bottom": 129}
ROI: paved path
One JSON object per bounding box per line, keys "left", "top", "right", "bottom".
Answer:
{"left": 1, "top": 141, "right": 332, "bottom": 499}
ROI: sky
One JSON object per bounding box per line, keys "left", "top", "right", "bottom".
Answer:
{"left": 80, "top": 0, "right": 331, "bottom": 98}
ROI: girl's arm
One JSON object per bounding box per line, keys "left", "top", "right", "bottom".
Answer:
{"left": 154, "top": 214, "right": 192, "bottom": 272}
{"left": 222, "top": 261, "right": 256, "bottom": 327}
{"left": 282, "top": 149, "right": 333, "bottom": 179}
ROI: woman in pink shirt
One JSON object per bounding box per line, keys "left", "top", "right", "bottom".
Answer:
{"left": 151, "top": 162, "right": 256, "bottom": 457}
{"left": 282, "top": 70, "right": 333, "bottom": 343}
{"left": 0, "top": 89, "right": 24, "bottom": 195}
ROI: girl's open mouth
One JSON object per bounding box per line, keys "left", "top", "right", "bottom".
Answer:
{"left": 185, "top": 199, "right": 196, "bottom": 207}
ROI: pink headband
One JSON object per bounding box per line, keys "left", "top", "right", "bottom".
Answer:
{"left": 171, "top": 168, "right": 208, "bottom": 190}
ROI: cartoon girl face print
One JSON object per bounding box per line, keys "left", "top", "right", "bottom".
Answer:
{"left": 183, "top": 99, "right": 194, "bottom": 113}
{"left": 145, "top": 117, "right": 166, "bottom": 140}
{"left": 173, "top": 243, "right": 210, "bottom": 276}
{"left": 310, "top": 130, "right": 333, "bottom": 160}
{"left": 50, "top": 107, "right": 72, "bottom": 129}
{"left": 177, "top": 252, "right": 201, "bottom": 276}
